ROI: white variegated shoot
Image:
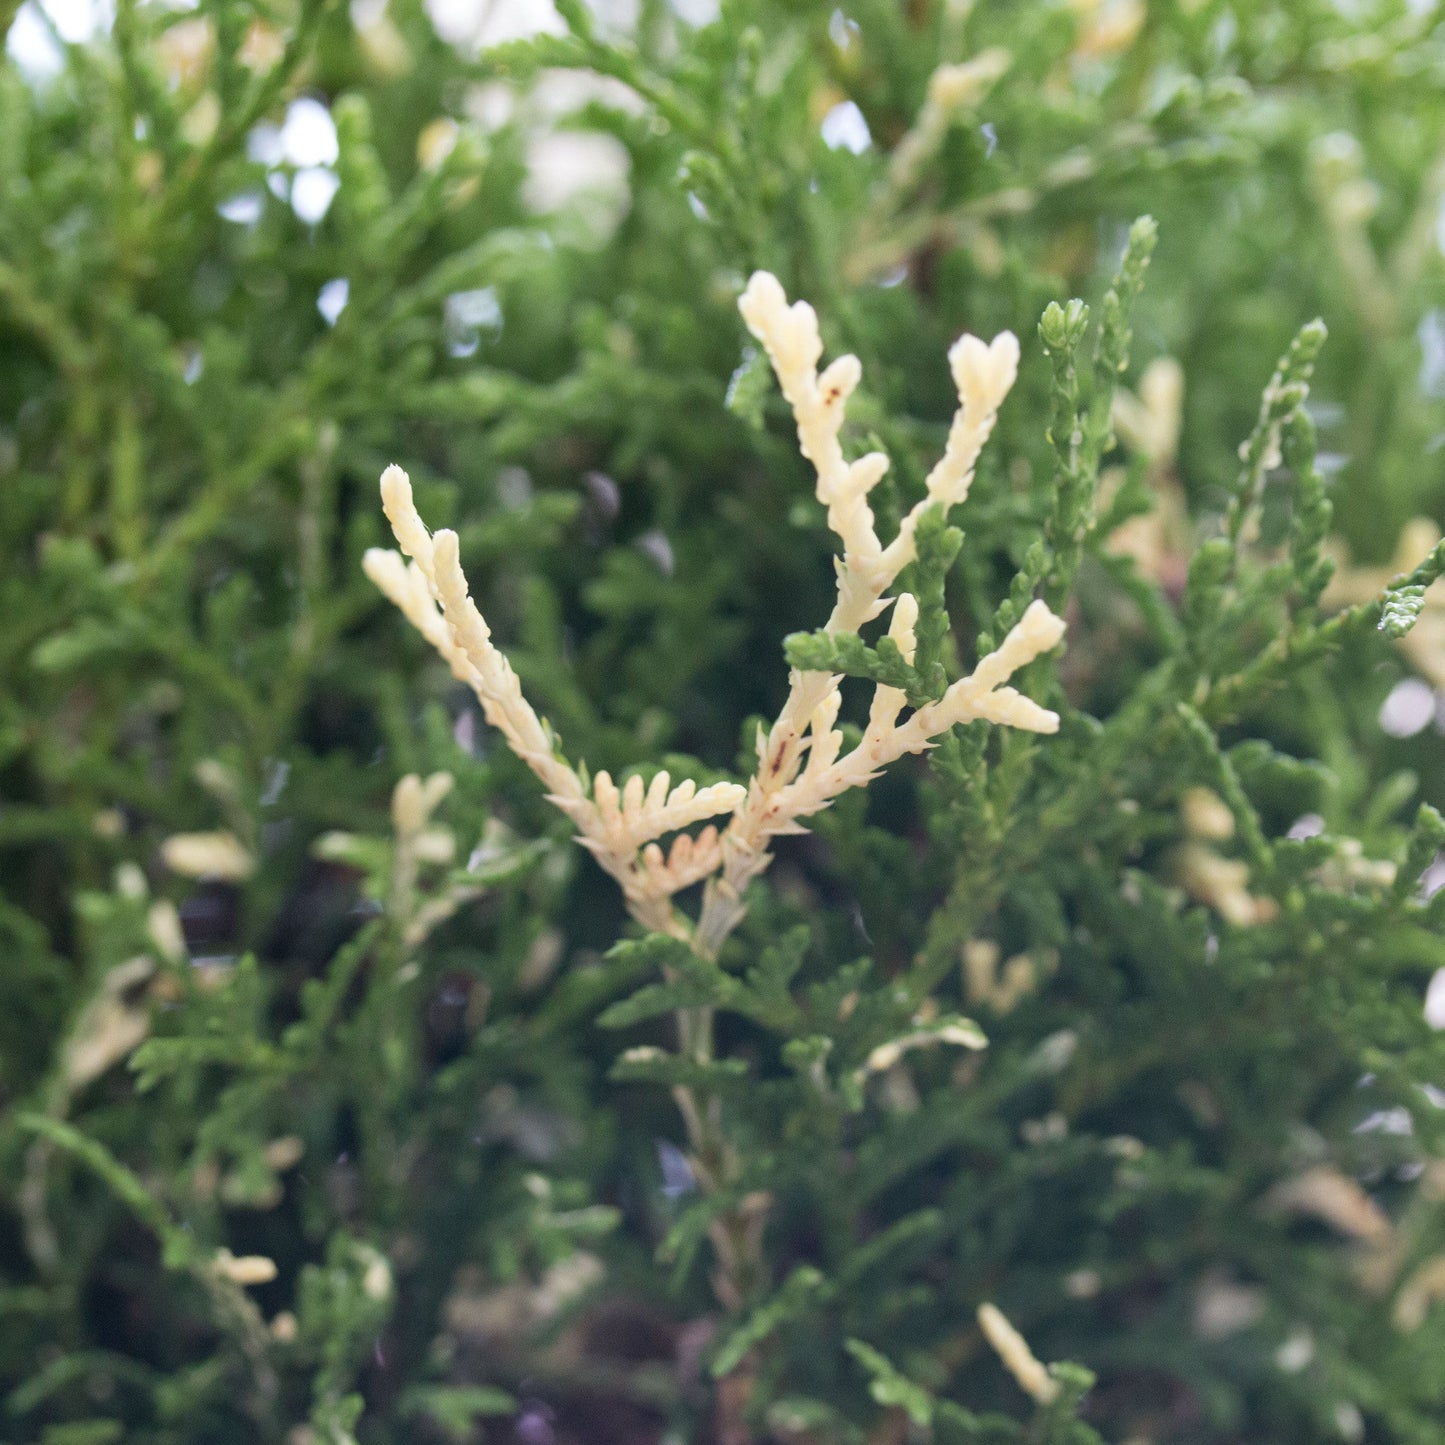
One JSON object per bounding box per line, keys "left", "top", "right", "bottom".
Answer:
{"left": 364, "top": 466, "right": 743, "bottom": 935}
{"left": 977, "top": 1301, "right": 1061, "bottom": 1406}
{"left": 366, "top": 271, "right": 1066, "bottom": 959}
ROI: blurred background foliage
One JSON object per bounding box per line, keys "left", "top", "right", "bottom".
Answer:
{"left": 3, "top": 0, "right": 1445, "bottom": 1441}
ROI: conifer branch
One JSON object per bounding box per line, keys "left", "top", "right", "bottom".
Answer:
{"left": 368, "top": 276, "right": 1065, "bottom": 959}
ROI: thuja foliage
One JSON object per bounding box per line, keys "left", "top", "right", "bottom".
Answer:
{"left": 4, "top": 0, "right": 1445, "bottom": 1442}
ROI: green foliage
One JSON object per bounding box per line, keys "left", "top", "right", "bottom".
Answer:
{"left": 4, "top": 0, "right": 1445, "bottom": 1443}
{"left": 1380, "top": 536, "right": 1445, "bottom": 639}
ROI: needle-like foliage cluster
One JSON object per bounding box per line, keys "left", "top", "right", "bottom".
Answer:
{"left": 3, "top": 2, "right": 1445, "bottom": 1443}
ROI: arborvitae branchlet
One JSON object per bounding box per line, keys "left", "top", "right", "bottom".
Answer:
{"left": 2, "top": 2, "right": 1444, "bottom": 1443}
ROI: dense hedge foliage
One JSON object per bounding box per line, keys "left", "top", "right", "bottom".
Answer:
{"left": 4, "top": 1, "right": 1445, "bottom": 1442}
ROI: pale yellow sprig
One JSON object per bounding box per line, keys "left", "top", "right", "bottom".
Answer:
{"left": 777, "top": 600, "right": 1064, "bottom": 819}
{"left": 922, "top": 331, "right": 1024, "bottom": 504}
{"left": 690, "top": 280, "right": 1058, "bottom": 954}
{"left": 870, "top": 327, "right": 1021, "bottom": 594}
{"left": 977, "top": 1301, "right": 1061, "bottom": 1406}
{"left": 737, "top": 271, "right": 890, "bottom": 592}
{"left": 160, "top": 830, "right": 256, "bottom": 881}
{"left": 589, "top": 768, "right": 745, "bottom": 853}
{"left": 867, "top": 591, "right": 919, "bottom": 734}
{"left": 735, "top": 271, "right": 1019, "bottom": 617}
{"left": 1111, "top": 356, "right": 1184, "bottom": 471}
{"left": 368, "top": 272, "right": 1064, "bottom": 960}
{"left": 212, "top": 1249, "right": 279, "bottom": 1287}
{"left": 695, "top": 273, "right": 1042, "bottom": 955}
{"left": 635, "top": 826, "right": 724, "bottom": 897}
{"left": 691, "top": 599, "right": 1062, "bottom": 955}
{"left": 1070, "top": 0, "right": 1146, "bottom": 60}
{"left": 887, "top": 51, "right": 1012, "bottom": 196}
{"left": 364, "top": 465, "right": 744, "bottom": 934}
{"left": 861, "top": 1016, "right": 987, "bottom": 1077}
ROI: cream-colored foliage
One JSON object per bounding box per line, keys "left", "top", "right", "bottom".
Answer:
{"left": 61, "top": 956, "right": 156, "bottom": 1090}
{"left": 318, "top": 770, "right": 504, "bottom": 949}
{"left": 1180, "top": 786, "right": 1234, "bottom": 842}
{"left": 367, "top": 272, "right": 1065, "bottom": 957}
{"left": 1175, "top": 843, "right": 1277, "bottom": 927}
{"left": 1395, "top": 1255, "right": 1445, "bottom": 1331}
{"left": 860, "top": 1017, "right": 987, "bottom": 1077}
{"left": 212, "top": 1249, "right": 280, "bottom": 1286}
{"left": 1174, "top": 786, "right": 1277, "bottom": 927}
{"left": 886, "top": 50, "right": 1012, "bottom": 196}
{"left": 1070, "top": 0, "right": 1146, "bottom": 60}
{"left": 160, "top": 830, "right": 256, "bottom": 881}
{"left": 963, "top": 939, "right": 1058, "bottom": 1014}
{"left": 1263, "top": 1165, "right": 1392, "bottom": 1242}
{"left": 977, "top": 1301, "right": 1060, "bottom": 1405}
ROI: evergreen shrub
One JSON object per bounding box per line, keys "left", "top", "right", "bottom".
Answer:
{"left": 3, "top": 1, "right": 1445, "bottom": 1441}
